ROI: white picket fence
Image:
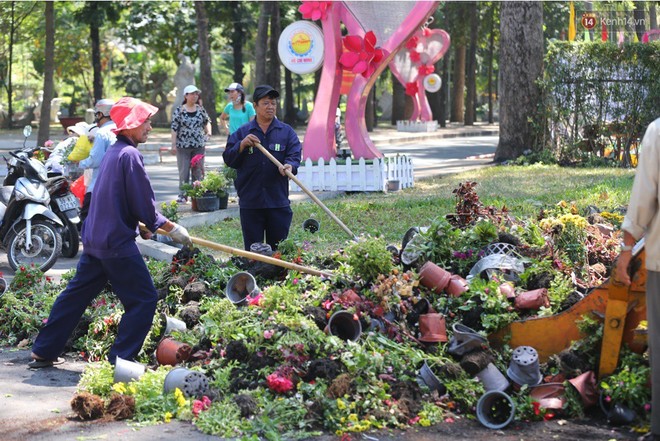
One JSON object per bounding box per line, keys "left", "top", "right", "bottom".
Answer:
{"left": 396, "top": 120, "right": 438, "bottom": 132}
{"left": 290, "top": 155, "right": 414, "bottom": 192}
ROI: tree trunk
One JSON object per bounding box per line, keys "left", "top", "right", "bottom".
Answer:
{"left": 365, "top": 87, "right": 375, "bottom": 131}
{"left": 495, "top": 1, "right": 544, "bottom": 162}
{"left": 231, "top": 4, "right": 245, "bottom": 84}
{"left": 464, "top": 1, "right": 478, "bottom": 125}
{"left": 633, "top": 1, "right": 646, "bottom": 41}
{"left": 194, "top": 1, "right": 219, "bottom": 135}
{"left": 267, "top": 2, "right": 281, "bottom": 118}
{"left": 391, "top": 71, "right": 405, "bottom": 125}
{"left": 650, "top": 2, "right": 657, "bottom": 30}
{"left": 487, "top": 3, "right": 496, "bottom": 124}
{"left": 255, "top": 2, "right": 269, "bottom": 86}
{"left": 284, "top": 68, "right": 296, "bottom": 126}
{"left": 450, "top": 44, "right": 465, "bottom": 123}
{"left": 7, "top": 1, "right": 16, "bottom": 129}
{"left": 38, "top": 1, "right": 55, "bottom": 145}
{"left": 426, "top": 57, "right": 444, "bottom": 125}
{"left": 90, "top": 2, "right": 103, "bottom": 103}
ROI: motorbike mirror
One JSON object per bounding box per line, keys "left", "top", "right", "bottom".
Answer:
{"left": 22, "top": 125, "right": 32, "bottom": 138}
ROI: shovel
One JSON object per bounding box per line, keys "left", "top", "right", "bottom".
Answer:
{"left": 141, "top": 224, "right": 333, "bottom": 278}
{"left": 253, "top": 142, "right": 358, "bottom": 241}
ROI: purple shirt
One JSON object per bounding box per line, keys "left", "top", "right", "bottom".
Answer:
{"left": 81, "top": 135, "right": 167, "bottom": 259}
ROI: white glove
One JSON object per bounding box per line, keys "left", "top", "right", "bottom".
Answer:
{"left": 169, "top": 223, "right": 192, "bottom": 248}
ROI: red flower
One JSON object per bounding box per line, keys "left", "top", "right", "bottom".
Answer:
{"left": 409, "top": 50, "right": 421, "bottom": 64}
{"left": 532, "top": 401, "right": 541, "bottom": 415}
{"left": 247, "top": 292, "right": 263, "bottom": 306}
{"left": 266, "top": 373, "right": 294, "bottom": 394}
{"left": 339, "top": 31, "right": 388, "bottom": 78}
{"left": 405, "top": 36, "right": 419, "bottom": 50}
{"left": 192, "top": 396, "right": 212, "bottom": 417}
{"left": 298, "top": 1, "right": 332, "bottom": 21}
{"left": 543, "top": 412, "right": 555, "bottom": 421}
{"left": 405, "top": 82, "right": 418, "bottom": 96}
{"left": 418, "top": 64, "right": 435, "bottom": 76}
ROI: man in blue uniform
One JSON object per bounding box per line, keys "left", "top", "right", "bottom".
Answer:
{"left": 223, "top": 85, "right": 302, "bottom": 250}
{"left": 29, "top": 97, "right": 192, "bottom": 368}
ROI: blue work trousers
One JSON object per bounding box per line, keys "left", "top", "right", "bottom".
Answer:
{"left": 240, "top": 206, "right": 293, "bottom": 251}
{"left": 32, "top": 253, "right": 158, "bottom": 363}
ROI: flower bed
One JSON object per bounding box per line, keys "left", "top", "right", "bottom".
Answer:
{"left": 0, "top": 181, "right": 650, "bottom": 438}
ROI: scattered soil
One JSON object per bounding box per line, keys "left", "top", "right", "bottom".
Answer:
{"left": 183, "top": 281, "right": 208, "bottom": 303}
{"left": 327, "top": 373, "right": 353, "bottom": 398}
{"left": 180, "top": 301, "right": 202, "bottom": 328}
{"left": 105, "top": 393, "right": 135, "bottom": 420}
{"left": 233, "top": 394, "right": 257, "bottom": 418}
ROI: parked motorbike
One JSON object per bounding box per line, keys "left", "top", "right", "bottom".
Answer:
{"left": 0, "top": 126, "right": 63, "bottom": 271}
{"left": 42, "top": 138, "right": 82, "bottom": 258}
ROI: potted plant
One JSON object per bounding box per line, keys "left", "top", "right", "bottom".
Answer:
{"left": 202, "top": 170, "right": 230, "bottom": 209}
{"left": 182, "top": 180, "right": 219, "bottom": 212}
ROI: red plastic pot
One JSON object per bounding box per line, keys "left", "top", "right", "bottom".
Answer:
{"left": 514, "top": 288, "right": 550, "bottom": 310}
{"left": 418, "top": 261, "right": 452, "bottom": 294}
{"left": 567, "top": 371, "right": 598, "bottom": 409}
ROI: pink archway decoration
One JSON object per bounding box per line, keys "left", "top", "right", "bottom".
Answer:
{"left": 300, "top": 1, "right": 440, "bottom": 161}
{"left": 390, "top": 28, "right": 451, "bottom": 122}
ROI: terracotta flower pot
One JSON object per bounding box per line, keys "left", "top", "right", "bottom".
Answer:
{"left": 514, "top": 288, "right": 550, "bottom": 310}
{"left": 418, "top": 261, "right": 452, "bottom": 294}
{"left": 156, "top": 337, "right": 192, "bottom": 366}
{"left": 339, "top": 289, "right": 361, "bottom": 305}
{"left": 498, "top": 282, "right": 516, "bottom": 300}
{"left": 529, "top": 382, "right": 566, "bottom": 410}
{"left": 567, "top": 371, "right": 598, "bottom": 409}
{"left": 418, "top": 313, "right": 448, "bottom": 343}
{"left": 445, "top": 274, "right": 469, "bottom": 297}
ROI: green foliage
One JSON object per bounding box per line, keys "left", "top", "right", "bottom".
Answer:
{"left": 345, "top": 235, "right": 394, "bottom": 282}
{"left": 159, "top": 200, "right": 179, "bottom": 223}
{"left": 77, "top": 361, "right": 115, "bottom": 396}
{"left": 600, "top": 350, "right": 651, "bottom": 416}
{"left": 540, "top": 41, "right": 660, "bottom": 165}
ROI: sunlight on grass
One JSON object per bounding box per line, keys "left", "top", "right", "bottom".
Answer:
{"left": 189, "top": 164, "right": 635, "bottom": 258}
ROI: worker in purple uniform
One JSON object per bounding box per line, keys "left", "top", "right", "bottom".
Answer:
{"left": 29, "top": 97, "right": 192, "bottom": 368}
{"left": 223, "top": 85, "right": 302, "bottom": 251}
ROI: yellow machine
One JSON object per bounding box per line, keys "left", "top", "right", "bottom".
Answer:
{"left": 489, "top": 241, "right": 647, "bottom": 379}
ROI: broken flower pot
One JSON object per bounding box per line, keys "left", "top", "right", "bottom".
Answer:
{"left": 447, "top": 323, "right": 488, "bottom": 357}
{"left": 529, "top": 382, "right": 566, "bottom": 410}
{"left": 418, "top": 261, "right": 452, "bottom": 295}
{"left": 445, "top": 274, "right": 469, "bottom": 297}
{"left": 514, "top": 288, "right": 550, "bottom": 310}
{"left": 567, "top": 371, "right": 598, "bottom": 409}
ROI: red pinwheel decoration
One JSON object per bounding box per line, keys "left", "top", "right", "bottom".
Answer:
{"left": 298, "top": 1, "right": 332, "bottom": 21}
{"left": 405, "top": 82, "right": 418, "bottom": 96}
{"left": 339, "top": 31, "right": 387, "bottom": 78}
{"left": 418, "top": 64, "right": 435, "bottom": 76}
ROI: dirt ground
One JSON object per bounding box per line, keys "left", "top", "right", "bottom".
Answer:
{"left": 0, "top": 347, "right": 642, "bottom": 441}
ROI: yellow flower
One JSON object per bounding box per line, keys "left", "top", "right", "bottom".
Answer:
{"left": 128, "top": 384, "right": 137, "bottom": 395}
{"left": 112, "top": 382, "right": 127, "bottom": 394}
{"left": 174, "top": 388, "right": 187, "bottom": 408}
{"left": 420, "top": 418, "right": 431, "bottom": 427}
{"left": 164, "top": 411, "right": 173, "bottom": 423}
{"left": 336, "top": 398, "right": 346, "bottom": 410}
{"left": 348, "top": 413, "right": 358, "bottom": 422}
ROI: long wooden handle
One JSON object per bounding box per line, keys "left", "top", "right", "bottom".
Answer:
{"left": 254, "top": 142, "right": 357, "bottom": 241}
{"left": 143, "top": 224, "right": 333, "bottom": 278}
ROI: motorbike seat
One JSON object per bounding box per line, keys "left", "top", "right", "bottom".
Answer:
{"left": 0, "top": 186, "right": 13, "bottom": 205}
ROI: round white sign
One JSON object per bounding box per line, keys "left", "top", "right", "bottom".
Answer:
{"left": 423, "top": 73, "right": 442, "bottom": 93}
{"left": 278, "top": 21, "right": 325, "bottom": 75}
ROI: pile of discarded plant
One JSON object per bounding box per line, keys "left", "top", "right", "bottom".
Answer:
{"left": 0, "top": 181, "right": 650, "bottom": 438}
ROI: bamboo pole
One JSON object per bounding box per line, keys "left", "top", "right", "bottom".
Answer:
{"left": 253, "top": 142, "right": 358, "bottom": 241}
{"left": 142, "top": 224, "right": 333, "bottom": 278}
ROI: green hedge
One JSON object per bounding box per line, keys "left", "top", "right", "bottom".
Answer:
{"left": 539, "top": 41, "right": 660, "bottom": 165}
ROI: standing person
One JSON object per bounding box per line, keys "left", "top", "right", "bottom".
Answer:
{"left": 220, "top": 83, "right": 255, "bottom": 135}
{"left": 78, "top": 98, "right": 116, "bottom": 223}
{"left": 170, "top": 84, "right": 211, "bottom": 203}
{"left": 615, "top": 116, "right": 660, "bottom": 441}
{"left": 223, "top": 85, "right": 302, "bottom": 251}
{"left": 29, "top": 97, "right": 192, "bottom": 368}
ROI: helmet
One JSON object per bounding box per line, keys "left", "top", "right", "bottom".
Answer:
{"left": 94, "top": 99, "right": 115, "bottom": 117}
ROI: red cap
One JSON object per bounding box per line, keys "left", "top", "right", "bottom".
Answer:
{"left": 110, "top": 97, "right": 158, "bottom": 134}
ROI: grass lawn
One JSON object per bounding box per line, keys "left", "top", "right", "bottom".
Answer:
{"left": 189, "top": 163, "right": 636, "bottom": 257}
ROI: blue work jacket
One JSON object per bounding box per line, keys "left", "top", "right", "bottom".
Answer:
{"left": 223, "top": 118, "right": 302, "bottom": 209}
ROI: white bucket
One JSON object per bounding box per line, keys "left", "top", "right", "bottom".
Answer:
{"left": 164, "top": 316, "right": 187, "bottom": 335}
{"left": 113, "top": 357, "right": 146, "bottom": 383}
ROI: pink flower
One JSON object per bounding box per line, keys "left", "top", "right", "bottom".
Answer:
{"left": 298, "top": 1, "right": 332, "bottom": 21}
{"left": 408, "top": 415, "right": 420, "bottom": 425}
{"left": 190, "top": 154, "right": 204, "bottom": 168}
{"left": 339, "top": 31, "right": 388, "bottom": 78}
{"left": 418, "top": 64, "right": 435, "bottom": 76}
{"left": 247, "top": 292, "right": 263, "bottom": 306}
{"left": 645, "top": 403, "right": 651, "bottom": 412}
{"left": 409, "top": 50, "right": 421, "bottom": 64}
{"left": 44, "top": 140, "right": 54, "bottom": 147}
{"left": 266, "top": 373, "right": 294, "bottom": 394}
{"left": 405, "top": 82, "right": 418, "bottom": 96}
{"left": 322, "top": 299, "right": 335, "bottom": 310}
{"left": 192, "top": 396, "right": 211, "bottom": 417}
{"left": 264, "top": 329, "right": 275, "bottom": 339}
{"left": 292, "top": 278, "right": 299, "bottom": 285}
